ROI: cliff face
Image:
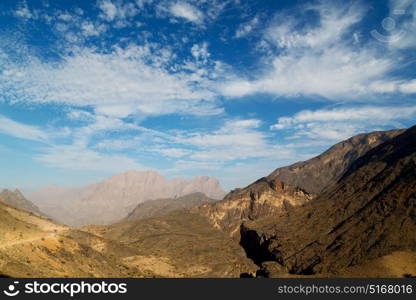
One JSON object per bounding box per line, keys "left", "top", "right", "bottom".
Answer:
{"left": 195, "top": 177, "right": 313, "bottom": 237}
{"left": 28, "top": 171, "right": 226, "bottom": 227}
{"left": 240, "top": 126, "right": 416, "bottom": 275}
{"left": 268, "top": 129, "right": 404, "bottom": 194}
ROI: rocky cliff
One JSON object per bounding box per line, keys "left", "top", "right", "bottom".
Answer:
{"left": 240, "top": 126, "right": 416, "bottom": 275}
{"left": 268, "top": 129, "right": 404, "bottom": 194}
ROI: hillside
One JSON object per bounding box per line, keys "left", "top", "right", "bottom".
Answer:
{"left": 268, "top": 129, "right": 403, "bottom": 194}
{"left": 125, "top": 192, "right": 218, "bottom": 221}
{"left": 85, "top": 211, "right": 257, "bottom": 278}
{"left": 0, "top": 200, "right": 151, "bottom": 277}
{"left": 240, "top": 126, "right": 416, "bottom": 276}
{"left": 196, "top": 178, "right": 313, "bottom": 237}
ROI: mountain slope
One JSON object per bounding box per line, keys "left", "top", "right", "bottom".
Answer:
{"left": 196, "top": 178, "right": 313, "bottom": 237}
{"left": 240, "top": 125, "right": 416, "bottom": 275}
{"left": 125, "top": 192, "right": 218, "bottom": 221}
{"left": 92, "top": 210, "right": 257, "bottom": 278}
{"left": 268, "top": 129, "right": 404, "bottom": 194}
{"left": 28, "top": 171, "right": 226, "bottom": 227}
{"left": 0, "top": 189, "right": 42, "bottom": 215}
{"left": 0, "top": 200, "right": 151, "bottom": 277}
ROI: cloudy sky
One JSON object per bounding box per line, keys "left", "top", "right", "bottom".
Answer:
{"left": 0, "top": 0, "right": 415, "bottom": 190}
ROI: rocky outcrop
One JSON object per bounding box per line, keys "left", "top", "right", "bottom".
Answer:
{"left": 195, "top": 177, "right": 313, "bottom": 237}
{"left": 28, "top": 171, "right": 226, "bottom": 227}
{"left": 268, "top": 129, "right": 404, "bottom": 194}
{"left": 240, "top": 125, "right": 416, "bottom": 275}
{"left": 0, "top": 189, "right": 42, "bottom": 216}
{"left": 125, "top": 192, "right": 218, "bottom": 221}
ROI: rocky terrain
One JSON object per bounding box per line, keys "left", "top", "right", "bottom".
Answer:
{"left": 85, "top": 210, "right": 257, "bottom": 278}
{"left": 125, "top": 192, "right": 218, "bottom": 221}
{"left": 268, "top": 129, "right": 404, "bottom": 194}
{"left": 0, "top": 189, "right": 42, "bottom": 216}
{"left": 1, "top": 126, "right": 414, "bottom": 278}
{"left": 196, "top": 178, "right": 313, "bottom": 237}
{"left": 28, "top": 171, "right": 226, "bottom": 227}
{"left": 240, "top": 126, "right": 416, "bottom": 276}
{"left": 0, "top": 199, "right": 151, "bottom": 277}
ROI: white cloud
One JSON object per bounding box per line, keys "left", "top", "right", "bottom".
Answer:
{"left": 191, "top": 42, "right": 210, "bottom": 63}
{"left": 168, "top": 2, "right": 204, "bottom": 24}
{"left": 15, "top": 1, "right": 34, "bottom": 19}
{"left": 0, "top": 44, "right": 222, "bottom": 118}
{"left": 235, "top": 17, "right": 259, "bottom": 38}
{"left": 385, "top": 0, "right": 416, "bottom": 49}
{"left": 220, "top": 1, "right": 416, "bottom": 100}
{"left": 271, "top": 105, "right": 416, "bottom": 141}
{"left": 98, "top": 0, "right": 118, "bottom": 21}
{"left": 0, "top": 115, "right": 48, "bottom": 142}
{"left": 35, "top": 144, "right": 146, "bottom": 172}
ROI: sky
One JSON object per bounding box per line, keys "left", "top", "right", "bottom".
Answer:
{"left": 0, "top": 0, "right": 415, "bottom": 191}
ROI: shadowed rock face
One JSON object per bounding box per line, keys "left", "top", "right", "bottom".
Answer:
{"left": 268, "top": 129, "right": 404, "bottom": 194}
{"left": 28, "top": 171, "right": 226, "bottom": 227}
{"left": 0, "top": 189, "right": 42, "bottom": 216}
{"left": 195, "top": 177, "right": 314, "bottom": 237}
{"left": 241, "top": 126, "right": 416, "bottom": 275}
{"left": 124, "top": 192, "right": 218, "bottom": 221}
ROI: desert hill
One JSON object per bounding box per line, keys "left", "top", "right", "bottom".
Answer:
{"left": 240, "top": 125, "right": 416, "bottom": 276}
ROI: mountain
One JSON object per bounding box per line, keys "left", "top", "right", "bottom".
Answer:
{"left": 85, "top": 210, "right": 257, "bottom": 278}
{"left": 239, "top": 125, "right": 416, "bottom": 276}
{"left": 268, "top": 129, "right": 404, "bottom": 194}
{"left": 125, "top": 192, "right": 218, "bottom": 221}
{"left": 28, "top": 171, "right": 226, "bottom": 227}
{"left": 0, "top": 189, "right": 42, "bottom": 215}
{"left": 195, "top": 178, "right": 313, "bottom": 237}
{"left": 0, "top": 199, "right": 152, "bottom": 277}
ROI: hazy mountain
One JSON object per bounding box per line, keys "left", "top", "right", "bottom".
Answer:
{"left": 28, "top": 170, "right": 226, "bottom": 227}
{"left": 240, "top": 125, "right": 416, "bottom": 275}
{"left": 268, "top": 129, "right": 404, "bottom": 194}
{"left": 0, "top": 189, "right": 42, "bottom": 215}
{"left": 125, "top": 192, "right": 218, "bottom": 221}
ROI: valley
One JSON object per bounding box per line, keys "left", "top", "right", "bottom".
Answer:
{"left": 1, "top": 126, "right": 415, "bottom": 278}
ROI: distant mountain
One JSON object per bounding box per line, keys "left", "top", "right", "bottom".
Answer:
{"left": 125, "top": 192, "right": 218, "bottom": 221}
{"left": 28, "top": 171, "right": 226, "bottom": 227}
{"left": 0, "top": 189, "right": 42, "bottom": 215}
{"left": 240, "top": 125, "right": 416, "bottom": 275}
{"left": 268, "top": 129, "right": 404, "bottom": 194}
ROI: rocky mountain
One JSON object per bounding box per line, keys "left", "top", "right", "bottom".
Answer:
{"left": 0, "top": 199, "right": 152, "bottom": 277}
{"left": 268, "top": 129, "right": 404, "bottom": 194}
{"left": 240, "top": 125, "right": 416, "bottom": 276}
{"left": 28, "top": 171, "right": 226, "bottom": 227}
{"left": 125, "top": 192, "right": 218, "bottom": 221}
{"left": 0, "top": 189, "right": 42, "bottom": 215}
{"left": 196, "top": 178, "right": 313, "bottom": 237}
{"left": 85, "top": 210, "right": 257, "bottom": 278}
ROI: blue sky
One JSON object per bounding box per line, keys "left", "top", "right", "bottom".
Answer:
{"left": 0, "top": 0, "right": 415, "bottom": 191}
